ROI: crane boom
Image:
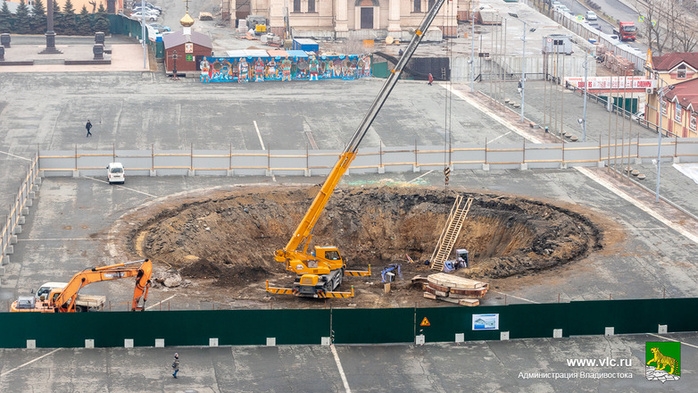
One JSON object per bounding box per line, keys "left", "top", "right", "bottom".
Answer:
{"left": 271, "top": 0, "right": 449, "bottom": 297}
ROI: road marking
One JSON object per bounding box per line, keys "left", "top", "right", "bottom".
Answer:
{"left": 647, "top": 333, "right": 698, "bottom": 349}
{"left": 449, "top": 84, "right": 698, "bottom": 246}
{"left": 576, "top": 167, "right": 698, "bottom": 244}
{"left": 0, "top": 348, "right": 61, "bottom": 376}
{"left": 489, "top": 130, "right": 513, "bottom": 143}
{"left": 0, "top": 150, "right": 32, "bottom": 161}
{"left": 489, "top": 290, "right": 540, "bottom": 304}
{"left": 331, "top": 344, "right": 352, "bottom": 393}
{"left": 446, "top": 86, "right": 545, "bottom": 144}
{"left": 305, "top": 131, "right": 318, "bottom": 150}
{"left": 408, "top": 170, "right": 434, "bottom": 183}
{"left": 146, "top": 294, "right": 177, "bottom": 310}
{"left": 17, "top": 238, "right": 93, "bottom": 242}
{"left": 254, "top": 120, "right": 265, "bottom": 150}
{"left": 82, "top": 176, "right": 157, "bottom": 198}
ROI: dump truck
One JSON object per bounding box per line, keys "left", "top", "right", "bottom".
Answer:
{"left": 613, "top": 21, "right": 637, "bottom": 41}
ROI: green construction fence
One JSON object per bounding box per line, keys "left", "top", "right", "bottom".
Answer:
{"left": 0, "top": 298, "right": 696, "bottom": 348}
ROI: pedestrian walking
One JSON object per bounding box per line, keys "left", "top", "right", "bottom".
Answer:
{"left": 428, "top": 73, "right": 433, "bottom": 86}
{"left": 171, "top": 353, "right": 180, "bottom": 378}
{"left": 85, "top": 120, "right": 93, "bottom": 137}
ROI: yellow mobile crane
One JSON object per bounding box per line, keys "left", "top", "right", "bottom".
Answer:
{"left": 266, "top": 0, "right": 448, "bottom": 298}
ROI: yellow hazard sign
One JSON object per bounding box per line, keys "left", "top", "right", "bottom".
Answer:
{"left": 420, "top": 317, "right": 431, "bottom": 327}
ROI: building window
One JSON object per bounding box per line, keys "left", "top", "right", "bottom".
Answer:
{"left": 308, "top": 0, "right": 315, "bottom": 12}
{"left": 293, "top": 0, "right": 301, "bottom": 12}
{"left": 428, "top": 0, "right": 436, "bottom": 10}
{"left": 677, "top": 64, "right": 687, "bottom": 79}
{"left": 675, "top": 103, "right": 682, "bottom": 123}
{"left": 414, "top": 0, "right": 421, "bottom": 12}
{"left": 690, "top": 114, "right": 697, "bottom": 132}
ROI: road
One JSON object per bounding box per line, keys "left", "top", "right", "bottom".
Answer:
{"left": 1, "top": 1, "right": 698, "bottom": 392}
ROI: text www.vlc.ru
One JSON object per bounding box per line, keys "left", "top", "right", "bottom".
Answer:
{"left": 566, "top": 358, "right": 633, "bottom": 367}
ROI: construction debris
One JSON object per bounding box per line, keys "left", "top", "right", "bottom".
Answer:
{"left": 422, "top": 272, "right": 489, "bottom": 306}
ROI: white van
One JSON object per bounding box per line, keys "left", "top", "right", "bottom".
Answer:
{"left": 35, "top": 282, "right": 68, "bottom": 301}
{"left": 107, "top": 162, "right": 125, "bottom": 184}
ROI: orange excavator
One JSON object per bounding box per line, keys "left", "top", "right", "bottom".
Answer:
{"left": 10, "top": 259, "right": 153, "bottom": 312}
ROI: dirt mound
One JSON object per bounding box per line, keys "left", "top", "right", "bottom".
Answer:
{"left": 180, "top": 258, "right": 268, "bottom": 286}
{"left": 119, "top": 186, "right": 606, "bottom": 307}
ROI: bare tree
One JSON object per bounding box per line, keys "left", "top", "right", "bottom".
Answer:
{"left": 674, "top": 14, "right": 698, "bottom": 52}
{"left": 637, "top": 0, "right": 698, "bottom": 54}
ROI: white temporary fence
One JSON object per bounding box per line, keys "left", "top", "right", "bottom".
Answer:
{"left": 1, "top": 155, "right": 39, "bottom": 265}
{"left": 4, "top": 138, "right": 698, "bottom": 265}
{"left": 36, "top": 138, "right": 698, "bottom": 179}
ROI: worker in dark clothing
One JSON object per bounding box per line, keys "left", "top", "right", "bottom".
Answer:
{"left": 172, "top": 353, "right": 180, "bottom": 378}
{"left": 85, "top": 120, "right": 93, "bottom": 137}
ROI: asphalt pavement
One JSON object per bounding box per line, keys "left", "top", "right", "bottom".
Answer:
{"left": 2, "top": 7, "right": 698, "bottom": 392}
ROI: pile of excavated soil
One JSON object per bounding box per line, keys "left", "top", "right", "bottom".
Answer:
{"left": 119, "top": 186, "right": 607, "bottom": 308}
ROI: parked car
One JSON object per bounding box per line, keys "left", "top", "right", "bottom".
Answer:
{"left": 585, "top": 11, "right": 598, "bottom": 21}
{"left": 556, "top": 5, "right": 571, "bottom": 14}
{"left": 130, "top": 11, "right": 158, "bottom": 21}
{"left": 106, "top": 162, "right": 125, "bottom": 184}
{"left": 131, "top": 1, "right": 161, "bottom": 12}
{"left": 133, "top": 6, "right": 161, "bottom": 16}
{"left": 149, "top": 23, "right": 171, "bottom": 33}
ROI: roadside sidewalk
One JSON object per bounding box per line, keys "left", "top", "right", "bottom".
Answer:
{"left": 1, "top": 35, "right": 150, "bottom": 73}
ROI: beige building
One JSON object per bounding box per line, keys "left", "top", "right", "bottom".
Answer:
{"left": 233, "top": 0, "right": 476, "bottom": 41}
{"left": 644, "top": 50, "right": 698, "bottom": 138}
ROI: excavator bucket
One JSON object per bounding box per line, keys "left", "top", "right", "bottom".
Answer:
{"left": 345, "top": 264, "right": 371, "bottom": 277}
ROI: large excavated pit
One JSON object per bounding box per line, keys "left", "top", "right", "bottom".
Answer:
{"left": 123, "top": 186, "right": 605, "bottom": 307}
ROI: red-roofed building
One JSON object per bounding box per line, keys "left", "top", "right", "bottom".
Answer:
{"left": 162, "top": 30, "right": 212, "bottom": 75}
{"left": 644, "top": 50, "right": 698, "bottom": 137}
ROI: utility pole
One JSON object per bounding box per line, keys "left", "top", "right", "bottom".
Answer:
{"left": 520, "top": 21, "right": 526, "bottom": 123}
{"left": 470, "top": 8, "right": 475, "bottom": 92}
{"left": 656, "top": 83, "right": 675, "bottom": 202}
{"left": 141, "top": 0, "right": 147, "bottom": 69}
{"left": 508, "top": 13, "right": 527, "bottom": 122}
{"left": 582, "top": 52, "right": 588, "bottom": 142}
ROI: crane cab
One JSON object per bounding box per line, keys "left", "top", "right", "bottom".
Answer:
{"left": 313, "top": 246, "right": 344, "bottom": 268}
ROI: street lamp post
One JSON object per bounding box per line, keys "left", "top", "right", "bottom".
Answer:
{"left": 142, "top": 0, "right": 147, "bottom": 69}
{"left": 520, "top": 21, "right": 526, "bottom": 123}
{"left": 470, "top": 9, "right": 475, "bottom": 92}
{"left": 508, "top": 13, "right": 527, "bottom": 122}
{"left": 582, "top": 52, "right": 589, "bottom": 142}
{"left": 655, "top": 83, "right": 674, "bottom": 202}
{"left": 655, "top": 87, "right": 663, "bottom": 202}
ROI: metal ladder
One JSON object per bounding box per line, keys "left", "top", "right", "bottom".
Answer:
{"left": 429, "top": 196, "right": 473, "bottom": 271}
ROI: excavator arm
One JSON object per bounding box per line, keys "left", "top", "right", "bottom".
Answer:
{"left": 54, "top": 259, "right": 153, "bottom": 312}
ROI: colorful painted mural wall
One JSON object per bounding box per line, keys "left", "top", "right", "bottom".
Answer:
{"left": 200, "top": 50, "right": 372, "bottom": 83}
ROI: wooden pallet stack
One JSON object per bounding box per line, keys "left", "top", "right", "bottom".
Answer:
{"left": 421, "top": 273, "right": 489, "bottom": 307}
